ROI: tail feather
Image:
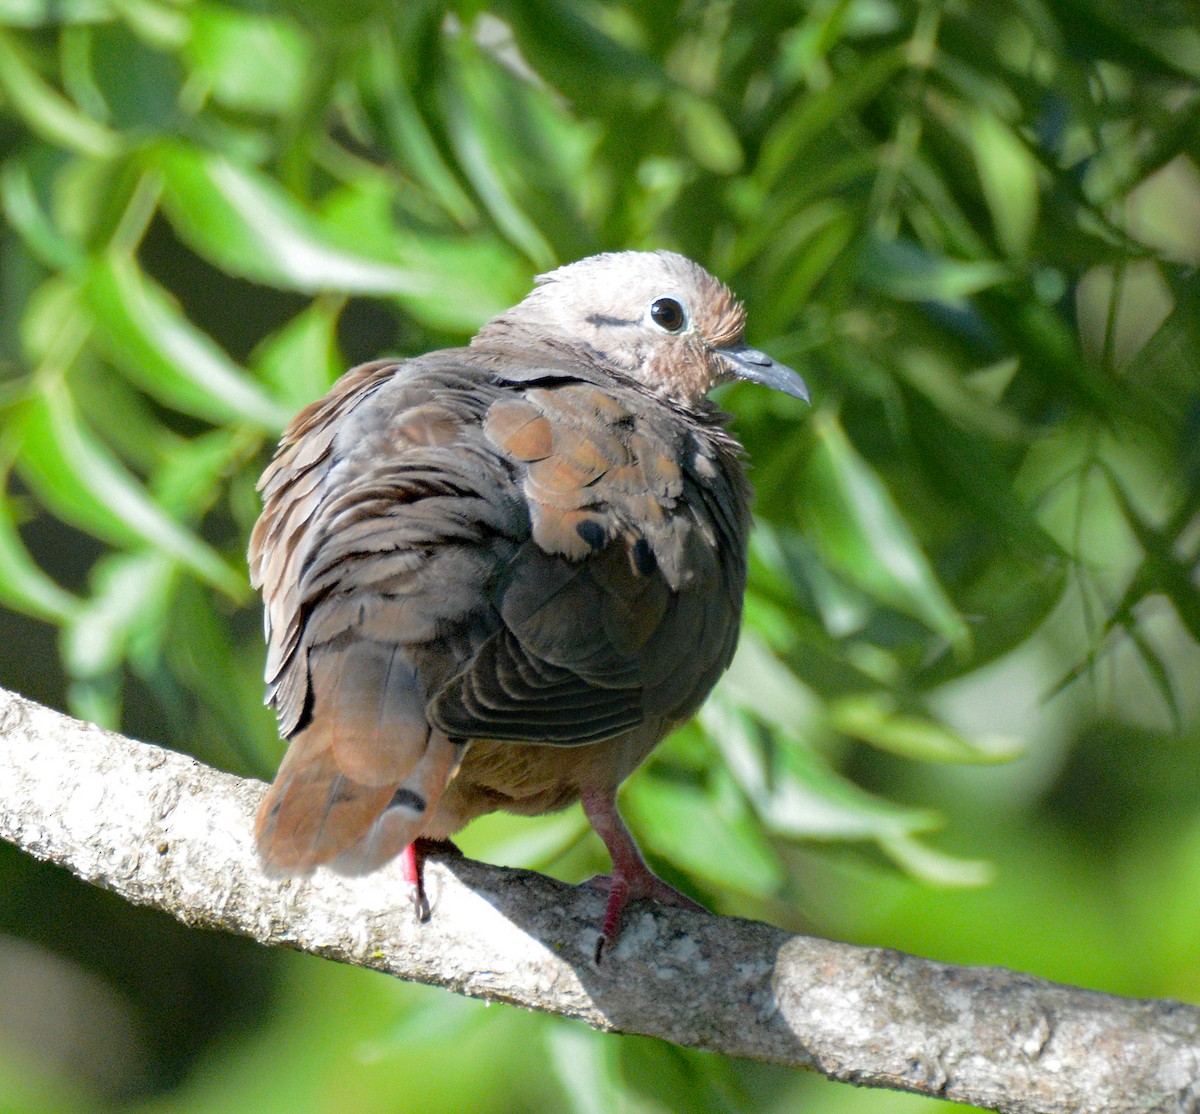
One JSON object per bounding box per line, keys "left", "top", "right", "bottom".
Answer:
{"left": 329, "top": 728, "right": 464, "bottom": 876}
{"left": 255, "top": 641, "right": 459, "bottom": 875}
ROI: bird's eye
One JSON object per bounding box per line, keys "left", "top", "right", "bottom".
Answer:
{"left": 649, "top": 297, "right": 686, "bottom": 333}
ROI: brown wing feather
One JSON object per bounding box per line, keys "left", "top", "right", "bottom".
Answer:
{"left": 430, "top": 377, "right": 750, "bottom": 749}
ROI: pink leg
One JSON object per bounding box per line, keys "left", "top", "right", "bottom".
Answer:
{"left": 401, "top": 838, "right": 461, "bottom": 923}
{"left": 581, "top": 788, "right": 705, "bottom": 962}
{"left": 401, "top": 841, "right": 430, "bottom": 922}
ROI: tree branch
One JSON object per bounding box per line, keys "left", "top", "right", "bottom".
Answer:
{"left": 0, "top": 686, "right": 1196, "bottom": 1113}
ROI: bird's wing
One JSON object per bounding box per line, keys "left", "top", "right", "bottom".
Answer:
{"left": 429, "top": 376, "right": 751, "bottom": 746}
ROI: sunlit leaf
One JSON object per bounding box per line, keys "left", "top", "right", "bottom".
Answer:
{"left": 0, "top": 491, "right": 81, "bottom": 622}
{"left": 803, "top": 411, "right": 971, "bottom": 652}
{"left": 185, "top": 4, "right": 310, "bottom": 116}
{"left": 719, "top": 629, "right": 822, "bottom": 739}
{"left": 62, "top": 549, "right": 173, "bottom": 678}
{"left": 878, "top": 832, "right": 994, "bottom": 887}
{"left": 829, "top": 693, "right": 1024, "bottom": 764}
{"left": 0, "top": 0, "right": 112, "bottom": 27}
{"left": 455, "top": 808, "right": 589, "bottom": 873}
{"left": 151, "top": 427, "right": 257, "bottom": 520}
{"left": 83, "top": 253, "right": 292, "bottom": 431}
{"left": 249, "top": 298, "right": 344, "bottom": 410}
{"left": 969, "top": 110, "right": 1040, "bottom": 258}
{"left": 701, "top": 697, "right": 941, "bottom": 842}
{"left": 13, "top": 385, "right": 245, "bottom": 597}
{"left": 624, "top": 774, "right": 784, "bottom": 895}
{"left": 361, "top": 33, "right": 478, "bottom": 226}
{"left": 318, "top": 177, "right": 531, "bottom": 330}
{"left": 147, "top": 142, "right": 441, "bottom": 295}
{"left": 439, "top": 30, "right": 558, "bottom": 269}
{"left": 0, "top": 28, "right": 120, "bottom": 157}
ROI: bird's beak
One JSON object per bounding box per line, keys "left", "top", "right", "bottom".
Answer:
{"left": 719, "top": 344, "right": 810, "bottom": 403}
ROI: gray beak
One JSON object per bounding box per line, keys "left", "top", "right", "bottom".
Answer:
{"left": 720, "top": 344, "right": 810, "bottom": 403}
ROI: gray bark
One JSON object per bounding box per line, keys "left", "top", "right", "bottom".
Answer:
{"left": 0, "top": 685, "right": 1197, "bottom": 1113}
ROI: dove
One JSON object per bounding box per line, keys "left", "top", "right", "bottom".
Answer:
{"left": 250, "top": 250, "right": 809, "bottom": 958}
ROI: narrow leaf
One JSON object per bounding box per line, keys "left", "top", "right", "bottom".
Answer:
{"left": 970, "top": 111, "right": 1040, "bottom": 258}
{"left": 0, "top": 492, "right": 81, "bottom": 622}
{"left": 62, "top": 550, "right": 173, "bottom": 678}
{"left": 878, "top": 833, "right": 994, "bottom": 887}
{"left": 756, "top": 46, "right": 906, "bottom": 188}
{"left": 702, "top": 698, "right": 941, "bottom": 842}
{"left": 14, "top": 386, "right": 245, "bottom": 597}
{"left": 0, "top": 29, "right": 120, "bottom": 157}
{"left": 439, "top": 35, "right": 557, "bottom": 269}
{"left": 148, "top": 142, "right": 438, "bottom": 295}
{"left": 830, "top": 693, "right": 1024, "bottom": 764}
{"left": 84, "top": 253, "right": 291, "bottom": 431}
{"left": 803, "top": 411, "right": 970, "bottom": 652}
{"left": 0, "top": 159, "right": 83, "bottom": 270}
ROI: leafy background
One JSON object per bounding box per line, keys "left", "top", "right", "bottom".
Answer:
{"left": 1, "top": 0, "right": 1199, "bottom": 1110}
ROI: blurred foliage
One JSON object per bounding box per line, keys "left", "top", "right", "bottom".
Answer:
{"left": 0, "top": 0, "right": 1199, "bottom": 1110}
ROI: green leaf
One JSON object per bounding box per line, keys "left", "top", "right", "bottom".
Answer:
{"left": 878, "top": 832, "right": 994, "bottom": 887}
{"left": 62, "top": 549, "right": 173, "bottom": 678}
{"left": 719, "top": 629, "right": 822, "bottom": 739}
{"left": 185, "top": 4, "right": 311, "bottom": 116}
{"left": 672, "top": 92, "right": 743, "bottom": 175}
{"left": 829, "top": 693, "right": 1024, "bottom": 764}
{"left": 0, "top": 491, "right": 81, "bottom": 622}
{"left": 544, "top": 1025, "right": 623, "bottom": 1114}
{"left": 624, "top": 773, "right": 784, "bottom": 895}
{"left": 0, "top": 0, "right": 112, "bottom": 27}
{"left": 249, "top": 298, "right": 343, "bottom": 411}
{"left": 455, "top": 808, "right": 590, "bottom": 873}
{"left": 755, "top": 45, "right": 906, "bottom": 188}
{"left": 13, "top": 385, "right": 245, "bottom": 598}
{"left": 151, "top": 427, "right": 257, "bottom": 520}
{"left": 147, "top": 142, "right": 442, "bottom": 295}
{"left": 83, "top": 254, "right": 292, "bottom": 431}
{"left": 860, "top": 236, "right": 1011, "bottom": 302}
{"left": 0, "top": 28, "right": 120, "bottom": 157}
{"left": 970, "top": 110, "right": 1040, "bottom": 258}
{"left": 439, "top": 31, "right": 558, "bottom": 269}
{"left": 361, "top": 33, "right": 478, "bottom": 226}
{"left": 0, "top": 158, "right": 83, "bottom": 271}
{"left": 701, "top": 696, "right": 941, "bottom": 842}
{"left": 319, "top": 177, "right": 531, "bottom": 330}
{"left": 803, "top": 410, "right": 971, "bottom": 652}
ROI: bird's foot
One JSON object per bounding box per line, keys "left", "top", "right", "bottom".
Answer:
{"left": 583, "top": 863, "right": 705, "bottom": 964}
{"left": 579, "top": 786, "right": 707, "bottom": 963}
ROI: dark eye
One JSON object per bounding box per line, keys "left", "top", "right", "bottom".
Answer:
{"left": 650, "top": 297, "right": 685, "bottom": 332}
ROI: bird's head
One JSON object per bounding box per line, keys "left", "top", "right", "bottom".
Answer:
{"left": 473, "top": 250, "right": 809, "bottom": 410}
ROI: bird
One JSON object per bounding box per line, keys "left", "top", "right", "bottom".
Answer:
{"left": 250, "top": 250, "right": 809, "bottom": 959}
